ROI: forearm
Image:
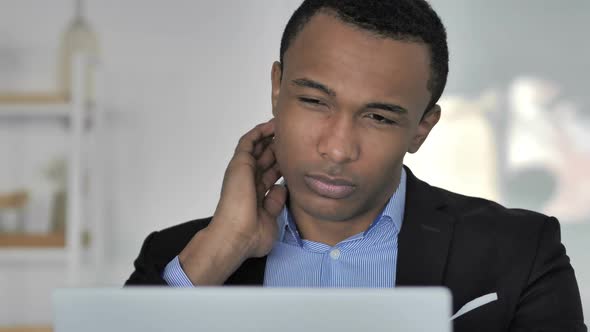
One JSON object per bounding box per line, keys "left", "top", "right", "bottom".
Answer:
{"left": 178, "top": 224, "right": 252, "bottom": 285}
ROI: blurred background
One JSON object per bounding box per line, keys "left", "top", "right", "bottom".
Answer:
{"left": 0, "top": 0, "right": 588, "bottom": 329}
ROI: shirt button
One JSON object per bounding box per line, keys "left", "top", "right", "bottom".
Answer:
{"left": 329, "top": 248, "right": 341, "bottom": 260}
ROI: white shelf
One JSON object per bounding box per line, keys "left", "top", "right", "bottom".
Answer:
{"left": 0, "top": 248, "right": 67, "bottom": 264}
{"left": 0, "top": 103, "right": 71, "bottom": 119}
{"left": 0, "top": 54, "right": 105, "bottom": 286}
{"left": 0, "top": 247, "right": 95, "bottom": 265}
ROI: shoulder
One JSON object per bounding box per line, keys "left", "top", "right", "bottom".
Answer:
{"left": 434, "top": 185, "right": 554, "bottom": 234}
{"left": 433, "top": 185, "right": 565, "bottom": 284}
{"left": 125, "top": 217, "right": 213, "bottom": 285}
{"left": 405, "top": 167, "right": 553, "bottom": 236}
{"left": 430, "top": 185, "right": 563, "bottom": 270}
{"left": 142, "top": 217, "right": 213, "bottom": 263}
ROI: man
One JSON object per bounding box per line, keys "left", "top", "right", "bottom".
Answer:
{"left": 126, "top": 0, "right": 586, "bottom": 331}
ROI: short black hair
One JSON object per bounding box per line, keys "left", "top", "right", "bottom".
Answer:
{"left": 279, "top": 0, "right": 449, "bottom": 114}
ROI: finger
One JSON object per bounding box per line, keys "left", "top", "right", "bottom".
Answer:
{"left": 253, "top": 135, "right": 274, "bottom": 159}
{"left": 234, "top": 120, "right": 275, "bottom": 156}
{"left": 255, "top": 162, "right": 279, "bottom": 198}
{"left": 256, "top": 141, "right": 277, "bottom": 171}
{"left": 256, "top": 180, "right": 267, "bottom": 207}
{"left": 262, "top": 163, "right": 282, "bottom": 191}
{"left": 263, "top": 185, "right": 287, "bottom": 218}
{"left": 256, "top": 163, "right": 282, "bottom": 201}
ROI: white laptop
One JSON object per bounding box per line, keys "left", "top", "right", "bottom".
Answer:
{"left": 53, "top": 287, "right": 452, "bottom": 332}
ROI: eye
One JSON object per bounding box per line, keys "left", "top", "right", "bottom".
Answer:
{"left": 366, "top": 113, "right": 396, "bottom": 125}
{"left": 298, "top": 97, "right": 326, "bottom": 106}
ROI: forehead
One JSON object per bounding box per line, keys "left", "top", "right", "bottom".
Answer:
{"left": 282, "top": 13, "right": 432, "bottom": 113}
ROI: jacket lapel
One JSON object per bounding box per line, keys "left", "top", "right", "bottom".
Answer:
{"left": 396, "top": 166, "right": 456, "bottom": 286}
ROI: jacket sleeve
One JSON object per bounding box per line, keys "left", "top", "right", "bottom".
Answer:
{"left": 124, "top": 231, "right": 168, "bottom": 286}
{"left": 509, "top": 217, "right": 586, "bottom": 331}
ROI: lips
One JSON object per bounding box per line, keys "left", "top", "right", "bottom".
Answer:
{"left": 303, "top": 174, "right": 356, "bottom": 199}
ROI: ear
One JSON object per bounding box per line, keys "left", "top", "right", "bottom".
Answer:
{"left": 271, "top": 61, "right": 283, "bottom": 117}
{"left": 408, "top": 104, "right": 441, "bottom": 154}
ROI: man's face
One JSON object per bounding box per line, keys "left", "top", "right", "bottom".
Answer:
{"left": 271, "top": 13, "right": 440, "bottom": 223}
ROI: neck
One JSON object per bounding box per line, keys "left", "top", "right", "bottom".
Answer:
{"left": 291, "top": 206, "right": 384, "bottom": 247}
{"left": 287, "top": 166, "right": 403, "bottom": 246}
{"left": 288, "top": 176, "right": 401, "bottom": 246}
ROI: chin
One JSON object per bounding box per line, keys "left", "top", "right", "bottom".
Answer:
{"left": 292, "top": 187, "right": 366, "bottom": 222}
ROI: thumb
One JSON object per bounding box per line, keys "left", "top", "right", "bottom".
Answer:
{"left": 263, "top": 185, "right": 287, "bottom": 218}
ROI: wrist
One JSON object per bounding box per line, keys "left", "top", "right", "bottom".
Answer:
{"left": 178, "top": 223, "right": 252, "bottom": 285}
{"left": 207, "top": 219, "right": 259, "bottom": 259}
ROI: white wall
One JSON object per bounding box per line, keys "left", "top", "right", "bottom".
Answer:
{"left": 89, "top": 0, "right": 303, "bottom": 276}
{"left": 0, "top": 0, "right": 587, "bottom": 325}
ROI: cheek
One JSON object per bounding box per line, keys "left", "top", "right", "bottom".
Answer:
{"left": 273, "top": 108, "right": 318, "bottom": 169}
{"left": 357, "top": 134, "right": 408, "bottom": 181}
{"left": 273, "top": 117, "right": 295, "bottom": 170}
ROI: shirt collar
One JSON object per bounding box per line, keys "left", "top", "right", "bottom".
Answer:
{"left": 277, "top": 168, "right": 407, "bottom": 245}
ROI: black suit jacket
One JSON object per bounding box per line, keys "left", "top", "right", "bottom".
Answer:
{"left": 126, "top": 167, "right": 586, "bottom": 331}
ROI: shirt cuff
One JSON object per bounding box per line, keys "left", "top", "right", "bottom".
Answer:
{"left": 162, "top": 255, "right": 195, "bottom": 287}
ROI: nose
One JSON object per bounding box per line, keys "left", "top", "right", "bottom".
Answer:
{"left": 317, "top": 113, "right": 360, "bottom": 164}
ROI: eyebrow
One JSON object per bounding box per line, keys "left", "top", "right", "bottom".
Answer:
{"left": 291, "top": 78, "right": 336, "bottom": 97}
{"left": 291, "top": 77, "right": 408, "bottom": 115}
{"left": 365, "top": 102, "right": 408, "bottom": 115}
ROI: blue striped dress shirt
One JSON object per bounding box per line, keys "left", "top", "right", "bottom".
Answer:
{"left": 163, "top": 168, "right": 406, "bottom": 287}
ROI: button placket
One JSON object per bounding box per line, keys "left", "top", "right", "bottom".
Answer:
{"left": 329, "top": 248, "right": 341, "bottom": 260}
